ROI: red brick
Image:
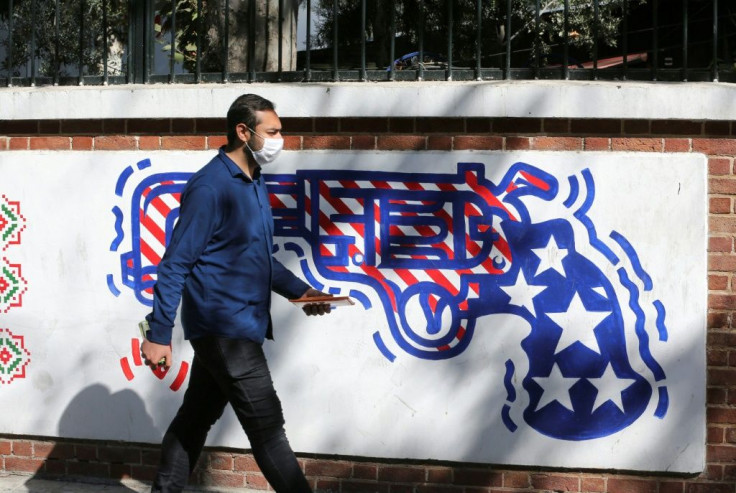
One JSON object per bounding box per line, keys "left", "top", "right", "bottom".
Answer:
{"left": 581, "top": 476, "right": 605, "bottom": 492}
{"left": 388, "top": 118, "right": 415, "bottom": 133}
{"left": 0, "top": 119, "right": 38, "bottom": 134}
{"left": 161, "top": 136, "right": 206, "bottom": 150}
{"left": 0, "top": 440, "right": 11, "bottom": 455}
{"left": 421, "top": 135, "right": 450, "bottom": 150}
{"left": 281, "top": 117, "right": 313, "bottom": 133}
{"left": 315, "top": 479, "right": 340, "bottom": 492}
{"left": 131, "top": 464, "right": 158, "bottom": 481}
{"left": 531, "top": 473, "right": 579, "bottom": 491}
{"left": 506, "top": 137, "right": 532, "bottom": 150}
{"left": 709, "top": 274, "right": 730, "bottom": 290}
{"left": 454, "top": 136, "right": 503, "bottom": 150}
{"left": 664, "top": 138, "right": 691, "bottom": 152}
{"left": 710, "top": 178, "right": 736, "bottom": 194}
{"left": 198, "top": 469, "right": 245, "bottom": 488}
{"left": 708, "top": 444, "right": 736, "bottom": 462}
{"left": 0, "top": 137, "right": 7, "bottom": 150}
{"left": 709, "top": 407, "right": 736, "bottom": 424}
{"left": 45, "top": 459, "right": 66, "bottom": 475}
{"left": 12, "top": 441, "right": 32, "bottom": 457}
{"left": 5, "top": 456, "right": 44, "bottom": 473}
{"left": 659, "top": 481, "right": 685, "bottom": 493}
{"left": 724, "top": 464, "right": 736, "bottom": 480}
{"left": 8, "top": 137, "right": 28, "bottom": 150}
{"left": 245, "top": 472, "right": 269, "bottom": 489}
{"left": 376, "top": 136, "right": 426, "bottom": 151}
{"left": 710, "top": 217, "right": 736, "bottom": 235}
{"left": 95, "top": 136, "right": 137, "bottom": 150}
{"left": 533, "top": 136, "right": 583, "bottom": 150}
{"left": 110, "top": 463, "right": 133, "bottom": 480}
{"left": 352, "top": 135, "right": 376, "bottom": 150}
{"left": 709, "top": 366, "right": 736, "bottom": 385}
{"left": 611, "top": 137, "right": 663, "bottom": 152}
{"left": 651, "top": 120, "right": 703, "bottom": 135}
{"left": 342, "top": 481, "right": 389, "bottom": 493}
{"left": 207, "top": 136, "right": 228, "bottom": 149}
{"left": 76, "top": 444, "right": 98, "bottom": 461}
{"left": 353, "top": 463, "right": 378, "bottom": 480}
{"left": 341, "top": 118, "right": 389, "bottom": 133}
{"left": 571, "top": 119, "right": 621, "bottom": 135}
{"left": 138, "top": 136, "right": 160, "bottom": 150}
{"left": 207, "top": 452, "right": 233, "bottom": 471}
{"left": 685, "top": 482, "right": 736, "bottom": 493}
{"left": 424, "top": 467, "right": 453, "bottom": 485}
{"left": 377, "top": 465, "right": 425, "bottom": 483}
{"left": 304, "top": 136, "right": 351, "bottom": 150}
{"left": 709, "top": 348, "right": 729, "bottom": 365}
{"left": 72, "top": 136, "right": 94, "bottom": 150}
{"left": 705, "top": 464, "right": 725, "bottom": 480}
{"left": 709, "top": 158, "right": 732, "bottom": 176}
{"left": 304, "top": 459, "right": 352, "bottom": 478}
{"left": 66, "top": 460, "right": 110, "bottom": 478}
{"left": 606, "top": 477, "right": 657, "bottom": 493}
{"left": 711, "top": 426, "right": 726, "bottom": 443}
{"left": 585, "top": 137, "right": 611, "bottom": 150}
{"left": 708, "top": 387, "right": 727, "bottom": 404}
{"left": 709, "top": 237, "right": 733, "bottom": 253}
{"left": 709, "top": 254, "right": 736, "bottom": 271}
{"left": 454, "top": 468, "right": 502, "bottom": 487}
{"left": 390, "top": 485, "right": 414, "bottom": 493}
{"left": 415, "top": 486, "right": 462, "bottom": 493}
{"left": 693, "top": 139, "right": 736, "bottom": 156}
{"left": 98, "top": 445, "right": 140, "bottom": 465}
{"left": 233, "top": 454, "right": 259, "bottom": 472}
{"left": 29, "top": 136, "right": 70, "bottom": 150}
{"left": 709, "top": 294, "right": 736, "bottom": 310}
{"left": 503, "top": 471, "right": 530, "bottom": 488}
{"left": 708, "top": 330, "right": 736, "bottom": 346}
{"left": 282, "top": 135, "right": 301, "bottom": 150}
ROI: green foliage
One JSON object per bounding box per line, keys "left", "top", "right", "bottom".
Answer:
{"left": 1, "top": 0, "right": 128, "bottom": 78}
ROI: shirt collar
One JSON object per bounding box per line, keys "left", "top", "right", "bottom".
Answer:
{"left": 218, "top": 146, "right": 261, "bottom": 182}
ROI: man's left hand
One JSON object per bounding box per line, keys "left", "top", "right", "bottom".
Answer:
{"left": 301, "top": 288, "right": 333, "bottom": 316}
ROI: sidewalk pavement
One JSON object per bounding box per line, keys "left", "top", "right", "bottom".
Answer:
{"left": 0, "top": 474, "right": 262, "bottom": 492}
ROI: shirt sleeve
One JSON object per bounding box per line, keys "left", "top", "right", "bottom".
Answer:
{"left": 271, "top": 257, "right": 311, "bottom": 300}
{"left": 145, "top": 184, "right": 219, "bottom": 345}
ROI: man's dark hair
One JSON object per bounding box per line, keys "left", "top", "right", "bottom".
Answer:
{"left": 226, "top": 94, "right": 276, "bottom": 146}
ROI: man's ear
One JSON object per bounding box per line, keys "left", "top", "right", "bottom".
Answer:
{"left": 235, "top": 123, "right": 250, "bottom": 143}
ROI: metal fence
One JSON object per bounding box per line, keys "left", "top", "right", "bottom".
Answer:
{"left": 0, "top": 0, "right": 733, "bottom": 87}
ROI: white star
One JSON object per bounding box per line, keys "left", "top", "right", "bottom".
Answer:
{"left": 500, "top": 269, "right": 547, "bottom": 316}
{"left": 547, "top": 291, "right": 611, "bottom": 354}
{"left": 531, "top": 235, "right": 568, "bottom": 277}
{"left": 532, "top": 363, "right": 580, "bottom": 411}
{"left": 588, "top": 363, "right": 637, "bottom": 412}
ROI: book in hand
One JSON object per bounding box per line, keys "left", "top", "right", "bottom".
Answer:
{"left": 289, "top": 295, "right": 355, "bottom": 307}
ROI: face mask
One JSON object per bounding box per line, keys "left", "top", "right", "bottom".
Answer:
{"left": 246, "top": 127, "right": 283, "bottom": 166}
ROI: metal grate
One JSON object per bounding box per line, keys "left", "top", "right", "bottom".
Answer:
{"left": 0, "top": 0, "right": 733, "bottom": 87}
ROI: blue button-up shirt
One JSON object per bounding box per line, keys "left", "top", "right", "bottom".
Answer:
{"left": 145, "top": 147, "right": 310, "bottom": 345}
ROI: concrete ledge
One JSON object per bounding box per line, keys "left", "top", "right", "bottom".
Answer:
{"left": 2, "top": 80, "right": 735, "bottom": 121}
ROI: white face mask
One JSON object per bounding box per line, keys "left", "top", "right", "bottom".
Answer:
{"left": 246, "top": 127, "right": 283, "bottom": 166}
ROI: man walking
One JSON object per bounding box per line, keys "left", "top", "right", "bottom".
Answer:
{"left": 141, "top": 94, "right": 330, "bottom": 493}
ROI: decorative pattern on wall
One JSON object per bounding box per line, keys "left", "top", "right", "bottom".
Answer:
{"left": 0, "top": 328, "right": 31, "bottom": 384}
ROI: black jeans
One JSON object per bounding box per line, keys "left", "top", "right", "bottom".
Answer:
{"left": 151, "top": 337, "right": 312, "bottom": 493}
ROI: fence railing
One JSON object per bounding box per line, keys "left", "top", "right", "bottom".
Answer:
{"left": 0, "top": 0, "right": 733, "bottom": 87}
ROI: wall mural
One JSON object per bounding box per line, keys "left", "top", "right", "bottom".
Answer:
{"left": 0, "top": 151, "right": 706, "bottom": 472}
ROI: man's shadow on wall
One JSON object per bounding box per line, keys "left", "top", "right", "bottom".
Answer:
{"left": 29, "top": 383, "right": 159, "bottom": 491}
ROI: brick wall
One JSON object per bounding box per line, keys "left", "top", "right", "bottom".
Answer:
{"left": 0, "top": 116, "right": 734, "bottom": 493}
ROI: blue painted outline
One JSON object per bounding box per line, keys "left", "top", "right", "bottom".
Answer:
{"left": 504, "top": 359, "right": 517, "bottom": 402}
{"left": 617, "top": 267, "right": 666, "bottom": 381}
{"left": 563, "top": 176, "right": 579, "bottom": 208}
{"left": 136, "top": 158, "right": 152, "bottom": 170}
{"left": 106, "top": 274, "right": 121, "bottom": 297}
{"left": 110, "top": 207, "right": 124, "bottom": 251}
{"left": 610, "top": 230, "right": 653, "bottom": 291}
{"left": 502, "top": 405, "right": 518, "bottom": 432}
{"left": 573, "top": 170, "right": 619, "bottom": 265}
{"left": 654, "top": 386, "right": 669, "bottom": 418}
{"left": 373, "top": 331, "right": 396, "bottom": 362}
{"left": 349, "top": 289, "right": 372, "bottom": 309}
{"left": 653, "top": 300, "right": 669, "bottom": 342}
{"left": 115, "top": 165, "right": 134, "bottom": 197}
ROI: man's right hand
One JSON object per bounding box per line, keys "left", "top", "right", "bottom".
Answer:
{"left": 141, "top": 339, "right": 172, "bottom": 370}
